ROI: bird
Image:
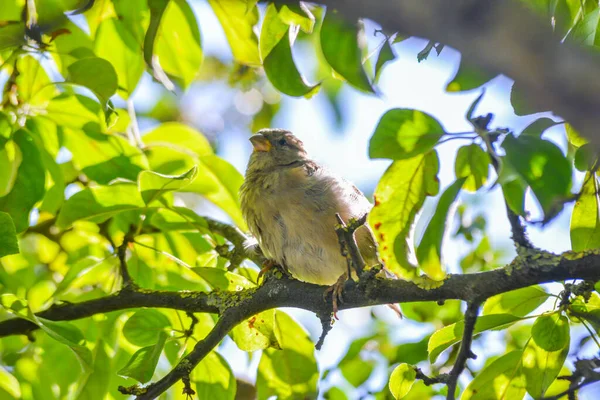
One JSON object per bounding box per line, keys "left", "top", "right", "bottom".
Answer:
{"left": 239, "top": 128, "right": 400, "bottom": 317}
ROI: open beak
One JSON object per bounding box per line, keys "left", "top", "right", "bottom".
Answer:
{"left": 249, "top": 134, "right": 272, "bottom": 152}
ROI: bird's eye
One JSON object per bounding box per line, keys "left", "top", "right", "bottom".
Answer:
{"left": 278, "top": 139, "right": 287, "bottom": 146}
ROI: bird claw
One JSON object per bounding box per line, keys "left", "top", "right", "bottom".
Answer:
{"left": 257, "top": 260, "right": 291, "bottom": 284}
{"left": 324, "top": 272, "right": 348, "bottom": 320}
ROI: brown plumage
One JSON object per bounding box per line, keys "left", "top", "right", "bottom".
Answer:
{"left": 239, "top": 129, "right": 380, "bottom": 285}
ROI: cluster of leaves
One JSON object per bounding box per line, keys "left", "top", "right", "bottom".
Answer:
{"left": 0, "top": 0, "right": 599, "bottom": 399}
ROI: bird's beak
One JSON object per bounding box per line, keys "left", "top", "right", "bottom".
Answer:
{"left": 249, "top": 134, "right": 272, "bottom": 152}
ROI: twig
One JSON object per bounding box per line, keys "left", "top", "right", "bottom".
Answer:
{"left": 472, "top": 115, "right": 533, "bottom": 250}
{"left": 415, "top": 368, "right": 448, "bottom": 386}
{"left": 446, "top": 302, "right": 480, "bottom": 400}
{"left": 117, "top": 232, "right": 135, "bottom": 287}
{"left": 136, "top": 310, "right": 244, "bottom": 399}
{"left": 315, "top": 313, "right": 333, "bottom": 350}
{"left": 334, "top": 213, "right": 367, "bottom": 277}
{"left": 127, "top": 99, "right": 144, "bottom": 148}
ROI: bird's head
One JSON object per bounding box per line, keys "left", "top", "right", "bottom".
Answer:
{"left": 246, "top": 129, "right": 308, "bottom": 173}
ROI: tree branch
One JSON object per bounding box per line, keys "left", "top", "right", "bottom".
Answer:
{"left": 446, "top": 302, "right": 480, "bottom": 400}
{"left": 0, "top": 289, "right": 219, "bottom": 337}
{"left": 4, "top": 225, "right": 600, "bottom": 397}
{"left": 278, "top": 0, "right": 600, "bottom": 148}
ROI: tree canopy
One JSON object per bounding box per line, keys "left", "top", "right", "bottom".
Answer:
{"left": 1, "top": 0, "right": 600, "bottom": 399}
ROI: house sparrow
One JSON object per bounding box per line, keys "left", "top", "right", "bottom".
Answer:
{"left": 240, "top": 129, "right": 400, "bottom": 316}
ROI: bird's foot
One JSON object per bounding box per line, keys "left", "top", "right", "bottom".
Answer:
{"left": 324, "top": 272, "right": 349, "bottom": 320}
{"left": 257, "top": 260, "right": 291, "bottom": 283}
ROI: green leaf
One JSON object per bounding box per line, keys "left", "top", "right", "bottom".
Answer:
{"left": 461, "top": 350, "right": 526, "bottom": 400}
{"left": 0, "top": 140, "right": 21, "bottom": 197}
{"left": 0, "top": 212, "right": 19, "bottom": 258}
{"left": 256, "top": 311, "right": 318, "bottom": 399}
{"left": 26, "top": 118, "right": 65, "bottom": 214}
{"left": 279, "top": 3, "right": 315, "bottom": 31}
{"left": 393, "top": 336, "right": 430, "bottom": 365}
{"left": 502, "top": 134, "right": 571, "bottom": 220}
{"left": 32, "top": 317, "right": 94, "bottom": 371}
{"left": 118, "top": 331, "right": 167, "bottom": 383}
{"left": 320, "top": 9, "right": 374, "bottom": 93}
{"left": 262, "top": 9, "right": 320, "bottom": 98}
{"left": 428, "top": 314, "right": 522, "bottom": 363}
{"left": 260, "top": 3, "right": 289, "bottom": 59}
{"left": 569, "top": 7, "right": 600, "bottom": 45}
{"left": 143, "top": 126, "right": 245, "bottom": 227}
{"left": 95, "top": 18, "right": 145, "bottom": 97}
{"left": 138, "top": 166, "right": 198, "bottom": 204}
{"left": 523, "top": 314, "right": 570, "bottom": 398}
{"left": 368, "top": 151, "right": 440, "bottom": 278}
{"left": 143, "top": 122, "right": 213, "bottom": 156}
{"left": 64, "top": 128, "right": 149, "bottom": 184}
{"left": 192, "top": 267, "right": 254, "bottom": 291}
{"left": 571, "top": 173, "right": 600, "bottom": 251}
{"left": 123, "top": 309, "right": 171, "bottom": 347}
{"left": 324, "top": 387, "right": 348, "bottom": 400}
{"left": 44, "top": 94, "right": 104, "bottom": 131}
{"left": 565, "top": 123, "right": 587, "bottom": 148}
{"left": 369, "top": 109, "right": 445, "bottom": 160}
{"left": 76, "top": 340, "right": 112, "bottom": 400}
{"left": 208, "top": 0, "right": 260, "bottom": 66}
{"left": 389, "top": 363, "right": 416, "bottom": 399}
{"left": 149, "top": 207, "right": 208, "bottom": 232}
{"left": 56, "top": 183, "right": 146, "bottom": 229}
{"left": 521, "top": 117, "right": 558, "bottom": 137}
{"left": 574, "top": 143, "right": 598, "bottom": 172}
{"left": 67, "top": 57, "right": 118, "bottom": 105}
{"left": 0, "top": 22, "right": 26, "bottom": 51}
{"left": 483, "top": 286, "right": 549, "bottom": 317}
{"left": 192, "top": 351, "right": 236, "bottom": 400}
{"left": 48, "top": 18, "right": 95, "bottom": 74}
{"left": 340, "top": 358, "right": 376, "bottom": 387}
{"left": 15, "top": 55, "right": 57, "bottom": 106}
{"left": 510, "top": 83, "right": 545, "bottom": 116}
{"left": 455, "top": 144, "right": 490, "bottom": 192}
{"left": 0, "top": 366, "right": 20, "bottom": 399}
{"left": 230, "top": 311, "right": 278, "bottom": 352}
{"left": 501, "top": 177, "right": 527, "bottom": 216}
{"left": 374, "top": 38, "right": 397, "bottom": 82}
{"left": 416, "top": 178, "right": 465, "bottom": 280}
{"left": 446, "top": 61, "right": 496, "bottom": 92}
{"left": 0, "top": 130, "right": 46, "bottom": 233}
{"left": 531, "top": 314, "right": 570, "bottom": 352}
{"left": 153, "top": 0, "right": 203, "bottom": 89}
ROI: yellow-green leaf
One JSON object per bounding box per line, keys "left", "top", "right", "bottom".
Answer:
{"left": 389, "top": 363, "right": 416, "bottom": 399}
{"left": 320, "top": 9, "right": 374, "bottom": 93}
{"left": 461, "top": 351, "right": 526, "bottom": 400}
{"left": 369, "top": 151, "right": 439, "bottom": 278}
{"left": 416, "top": 178, "right": 465, "bottom": 280}
{"left": 523, "top": 314, "right": 570, "bottom": 398}
{"left": 138, "top": 166, "right": 198, "bottom": 204}
{"left": 570, "top": 173, "right": 600, "bottom": 251}
{"left": 428, "top": 314, "right": 522, "bottom": 363}
{"left": 369, "top": 109, "right": 445, "bottom": 160}
{"left": 208, "top": 0, "right": 260, "bottom": 66}
{"left": 455, "top": 144, "right": 490, "bottom": 192}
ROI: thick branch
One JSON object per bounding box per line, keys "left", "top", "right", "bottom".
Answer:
{"left": 2, "top": 249, "right": 599, "bottom": 338}
{"left": 2, "top": 249, "right": 600, "bottom": 397}
{"left": 280, "top": 0, "right": 600, "bottom": 148}
{"left": 0, "top": 288, "right": 218, "bottom": 337}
